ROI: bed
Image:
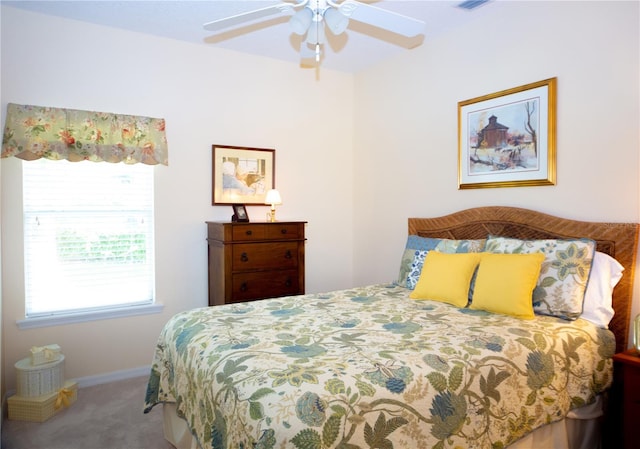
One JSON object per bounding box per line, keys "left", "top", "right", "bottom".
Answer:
{"left": 144, "top": 206, "right": 639, "bottom": 449}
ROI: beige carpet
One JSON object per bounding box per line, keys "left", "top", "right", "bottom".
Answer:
{"left": 2, "top": 376, "right": 175, "bottom": 449}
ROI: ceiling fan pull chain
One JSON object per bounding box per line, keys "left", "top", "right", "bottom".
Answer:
{"left": 315, "top": 0, "right": 321, "bottom": 62}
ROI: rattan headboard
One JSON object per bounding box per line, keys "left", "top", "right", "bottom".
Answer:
{"left": 408, "top": 206, "right": 639, "bottom": 353}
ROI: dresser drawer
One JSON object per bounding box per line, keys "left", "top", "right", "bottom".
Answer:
{"left": 231, "top": 223, "right": 302, "bottom": 241}
{"left": 232, "top": 242, "right": 299, "bottom": 271}
{"left": 610, "top": 350, "right": 640, "bottom": 449}
{"left": 623, "top": 364, "right": 640, "bottom": 402}
{"left": 231, "top": 224, "right": 267, "bottom": 241}
{"left": 266, "top": 223, "right": 302, "bottom": 239}
{"left": 231, "top": 269, "right": 300, "bottom": 302}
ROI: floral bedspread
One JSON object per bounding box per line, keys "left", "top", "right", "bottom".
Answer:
{"left": 144, "top": 284, "right": 615, "bottom": 449}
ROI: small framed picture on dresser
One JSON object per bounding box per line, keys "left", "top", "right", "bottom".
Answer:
{"left": 232, "top": 204, "right": 250, "bottom": 222}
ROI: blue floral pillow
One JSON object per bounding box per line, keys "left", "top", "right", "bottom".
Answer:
{"left": 483, "top": 235, "right": 596, "bottom": 320}
{"left": 406, "top": 250, "right": 428, "bottom": 289}
{"left": 397, "top": 236, "right": 485, "bottom": 289}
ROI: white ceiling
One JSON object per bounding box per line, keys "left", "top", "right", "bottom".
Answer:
{"left": 3, "top": 0, "right": 499, "bottom": 72}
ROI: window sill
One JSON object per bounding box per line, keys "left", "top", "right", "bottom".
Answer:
{"left": 17, "top": 303, "right": 164, "bottom": 329}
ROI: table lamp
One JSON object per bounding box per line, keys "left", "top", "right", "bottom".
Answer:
{"left": 265, "top": 189, "right": 282, "bottom": 222}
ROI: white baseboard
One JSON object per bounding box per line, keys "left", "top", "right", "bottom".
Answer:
{"left": 74, "top": 365, "right": 151, "bottom": 388}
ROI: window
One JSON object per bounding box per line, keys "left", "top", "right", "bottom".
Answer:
{"left": 22, "top": 159, "right": 155, "bottom": 319}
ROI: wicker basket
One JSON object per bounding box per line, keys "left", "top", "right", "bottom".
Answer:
{"left": 15, "top": 355, "right": 65, "bottom": 397}
{"left": 8, "top": 380, "right": 78, "bottom": 422}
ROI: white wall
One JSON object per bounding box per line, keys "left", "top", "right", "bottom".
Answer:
{"left": 1, "top": 1, "right": 639, "bottom": 392}
{"left": 0, "top": 6, "right": 354, "bottom": 391}
{"left": 352, "top": 1, "right": 640, "bottom": 338}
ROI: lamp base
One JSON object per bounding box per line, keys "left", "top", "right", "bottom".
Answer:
{"left": 269, "top": 208, "right": 276, "bottom": 222}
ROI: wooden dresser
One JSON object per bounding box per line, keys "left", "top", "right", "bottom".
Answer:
{"left": 608, "top": 349, "right": 640, "bottom": 449}
{"left": 206, "top": 221, "right": 306, "bottom": 306}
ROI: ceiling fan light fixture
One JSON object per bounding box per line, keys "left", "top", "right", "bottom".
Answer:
{"left": 305, "top": 19, "right": 325, "bottom": 45}
{"left": 204, "top": 0, "right": 427, "bottom": 67}
{"left": 290, "top": 7, "right": 313, "bottom": 35}
{"left": 323, "top": 7, "right": 349, "bottom": 35}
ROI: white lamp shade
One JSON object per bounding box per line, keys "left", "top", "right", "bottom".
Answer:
{"left": 290, "top": 8, "right": 313, "bottom": 35}
{"left": 306, "top": 20, "right": 326, "bottom": 45}
{"left": 324, "top": 8, "right": 349, "bottom": 35}
{"left": 265, "top": 189, "right": 282, "bottom": 205}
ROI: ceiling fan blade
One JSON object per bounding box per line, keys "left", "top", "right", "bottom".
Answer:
{"left": 338, "top": 0, "right": 425, "bottom": 37}
{"left": 203, "top": 3, "right": 294, "bottom": 33}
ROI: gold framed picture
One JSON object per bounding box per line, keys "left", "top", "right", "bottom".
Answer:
{"left": 458, "top": 78, "right": 557, "bottom": 189}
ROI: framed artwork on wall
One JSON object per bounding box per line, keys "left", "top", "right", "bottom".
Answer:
{"left": 212, "top": 145, "right": 275, "bottom": 205}
{"left": 458, "top": 77, "right": 557, "bottom": 189}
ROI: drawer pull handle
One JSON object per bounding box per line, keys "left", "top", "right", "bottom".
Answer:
{"left": 241, "top": 252, "right": 249, "bottom": 262}
{"left": 285, "top": 250, "right": 292, "bottom": 259}
{"left": 281, "top": 229, "right": 288, "bottom": 234}
{"left": 240, "top": 282, "right": 248, "bottom": 292}
{"left": 246, "top": 230, "right": 253, "bottom": 236}
{"left": 285, "top": 278, "right": 292, "bottom": 287}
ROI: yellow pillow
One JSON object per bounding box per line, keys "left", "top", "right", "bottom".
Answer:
{"left": 470, "top": 252, "right": 545, "bottom": 319}
{"left": 409, "top": 251, "right": 481, "bottom": 307}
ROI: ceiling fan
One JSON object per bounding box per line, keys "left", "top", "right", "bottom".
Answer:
{"left": 203, "top": 0, "right": 426, "bottom": 64}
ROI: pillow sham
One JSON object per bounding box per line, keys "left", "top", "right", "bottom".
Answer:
{"left": 410, "top": 252, "right": 482, "bottom": 307}
{"left": 581, "top": 251, "right": 624, "bottom": 328}
{"left": 483, "top": 235, "right": 596, "bottom": 320}
{"left": 470, "top": 252, "right": 545, "bottom": 319}
{"left": 397, "top": 236, "right": 485, "bottom": 289}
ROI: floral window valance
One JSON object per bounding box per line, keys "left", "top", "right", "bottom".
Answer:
{"left": 1, "top": 103, "right": 168, "bottom": 165}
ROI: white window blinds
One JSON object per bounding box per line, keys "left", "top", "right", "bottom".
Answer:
{"left": 22, "top": 159, "right": 155, "bottom": 317}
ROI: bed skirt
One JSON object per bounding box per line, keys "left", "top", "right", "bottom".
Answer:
{"left": 161, "top": 395, "right": 604, "bottom": 449}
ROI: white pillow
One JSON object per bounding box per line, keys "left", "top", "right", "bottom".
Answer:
{"left": 581, "top": 251, "right": 624, "bottom": 328}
